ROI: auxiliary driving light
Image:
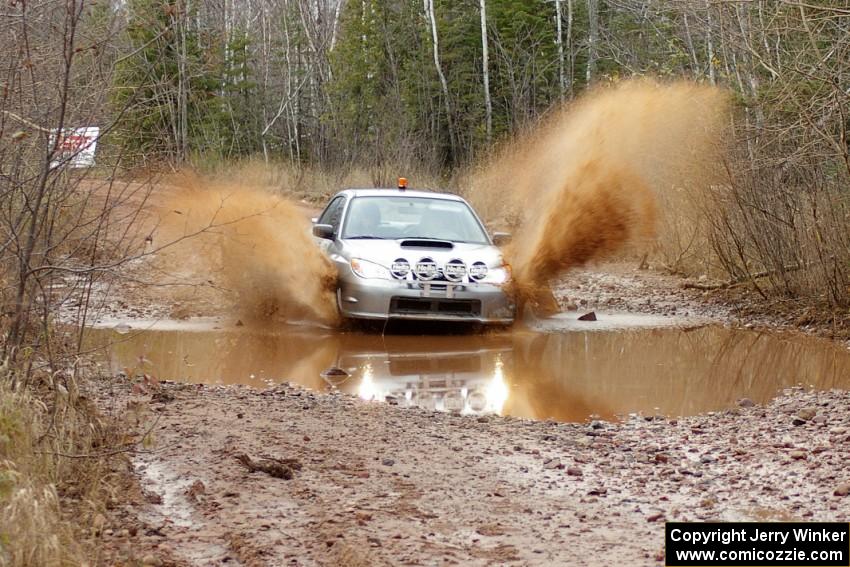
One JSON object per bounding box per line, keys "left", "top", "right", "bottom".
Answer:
{"left": 391, "top": 258, "right": 411, "bottom": 279}
{"left": 469, "top": 261, "right": 488, "bottom": 281}
{"left": 415, "top": 257, "right": 438, "bottom": 280}
{"left": 444, "top": 259, "right": 467, "bottom": 282}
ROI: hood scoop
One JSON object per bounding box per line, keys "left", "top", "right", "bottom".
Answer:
{"left": 399, "top": 239, "right": 454, "bottom": 249}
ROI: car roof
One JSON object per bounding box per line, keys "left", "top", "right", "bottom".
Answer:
{"left": 334, "top": 188, "right": 466, "bottom": 201}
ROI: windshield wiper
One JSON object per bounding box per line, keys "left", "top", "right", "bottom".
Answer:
{"left": 345, "top": 235, "right": 386, "bottom": 239}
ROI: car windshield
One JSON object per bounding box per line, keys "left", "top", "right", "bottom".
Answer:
{"left": 341, "top": 196, "right": 489, "bottom": 244}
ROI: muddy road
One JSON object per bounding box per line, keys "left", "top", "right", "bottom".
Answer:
{"left": 97, "top": 378, "right": 850, "bottom": 566}
{"left": 83, "top": 261, "right": 850, "bottom": 567}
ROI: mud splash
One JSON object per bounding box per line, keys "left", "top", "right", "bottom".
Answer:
{"left": 466, "top": 80, "right": 729, "bottom": 310}
{"left": 154, "top": 173, "right": 338, "bottom": 326}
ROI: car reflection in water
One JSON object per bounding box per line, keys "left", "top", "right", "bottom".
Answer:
{"left": 91, "top": 321, "right": 850, "bottom": 423}
{"left": 323, "top": 334, "right": 512, "bottom": 415}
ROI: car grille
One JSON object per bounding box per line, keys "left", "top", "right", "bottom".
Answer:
{"left": 390, "top": 356, "right": 481, "bottom": 376}
{"left": 390, "top": 297, "right": 482, "bottom": 317}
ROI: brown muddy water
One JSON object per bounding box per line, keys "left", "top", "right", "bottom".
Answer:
{"left": 90, "top": 315, "right": 850, "bottom": 423}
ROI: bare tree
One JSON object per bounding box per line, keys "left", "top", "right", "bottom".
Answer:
{"left": 480, "top": 0, "right": 493, "bottom": 142}
{"left": 586, "top": 0, "right": 599, "bottom": 82}
{"left": 424, "top": 0, "right": 456, "bottom": 157}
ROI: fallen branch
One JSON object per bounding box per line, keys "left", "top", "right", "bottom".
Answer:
{"left": 235, "top": 453, "right": 301, "bottom": 479}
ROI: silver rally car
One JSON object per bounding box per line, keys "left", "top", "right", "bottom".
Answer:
{"left": 312, "top": 185, "right": 515, "bottom": 324}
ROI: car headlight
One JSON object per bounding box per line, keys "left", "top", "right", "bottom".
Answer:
{"left": 486, "top": 266, "right": 511, "bottom": 284}
{"left": 472, "top": 264, "right": 510, "bottom": 284}
{"left": 350, "top": 258, "right": 391, "bottom": 279}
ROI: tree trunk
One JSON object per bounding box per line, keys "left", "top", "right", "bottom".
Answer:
{"left": 705, "top": 0, "right": 716, "bottom": 85}
{"left": 567, "top": 0, "right": 574, "bottom": 95}
{"left": 586, "top": 0, "right": 599, "bottom": 84}
{"left": 424, "top": 0, "right": 456, "bottom": 159}
{"left": 554, "top": 0, "right": 565, "bottom": 99}
{"left": 479, "top": 0, "right": 492, "bottom": 142}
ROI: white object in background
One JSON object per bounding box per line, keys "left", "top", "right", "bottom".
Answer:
{"left": 50, "top": 126, "right": 99, "bottom": 168}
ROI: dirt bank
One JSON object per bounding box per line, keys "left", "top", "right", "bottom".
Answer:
{"left": 93, "top": 379, "right": 850, "bottom": 566}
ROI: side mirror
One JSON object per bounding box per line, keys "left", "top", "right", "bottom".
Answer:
{"left": 313, "top": 224, "right": 335, "bottom": 240}
{"left": 492, "top": 231, "right": 511, "bottom": 246}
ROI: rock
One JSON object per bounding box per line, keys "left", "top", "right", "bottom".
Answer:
{"left": 381, "top": 458, "right": 395, "bottom": 467}
{"left": 151, "top": 390, "right": 175, "bottom": 404}
{"left": 141, "top": 555, "right": 162, "bottom": 566}
{"left": 834, "top": 484, "right": 850, "bottom": 497}
{"left": 792, "top": 418, "right": 807, "bottom": 426}
{"left": 186, "top": 480, "right": 206, "bottom": 501}
{"left": 737, "top": 398, "right": 755, "bottom": 408}
{"left": 144, "top": 490, "right": 163, "bottom": 505}
{"left": 235, "top": 319, "right": 244, "bottom": 327}
{"left": 578, "top": 311, "right": 597, "bottom": 322}
{"left": 654, "top": 453, "right": 669, "bottom": 464}
{"left": 321, "top": 366, "right": 348, "bottom": 377}
{"left": 789, "top": 451, "right": 807, "bottom": 460}
{"left": 796, "top": 407, "right": 817, "bottom": 421}
{"left": 91, "top": 513, "right": 106, "bottom": 535}
{"left": 647, "top": 512, "right": 665, "bottom": 522}
{"left": 567, "top": 467, "right": 583, "bottom": 477}
{"left": 543, "top": 458, "right": 562, "bottom": 470}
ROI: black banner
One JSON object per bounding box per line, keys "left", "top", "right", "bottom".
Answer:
{"left": 666, "top": 522, "right": 849, "bottom": 566}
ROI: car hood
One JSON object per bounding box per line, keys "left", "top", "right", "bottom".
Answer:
{"left": 339, "top": 239, "right": 505, "bottom": 267}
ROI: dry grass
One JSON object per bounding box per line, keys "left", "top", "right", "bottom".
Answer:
{"left": 189, "top": 156, "right": 446, "bottom": 203}
{"left": 0, "top": 365, "right": 122, "bottom": 566}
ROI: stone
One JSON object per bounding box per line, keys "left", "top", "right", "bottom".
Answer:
{"left": 796, "top": 407, "right": 817, "bottom": 421}
{"left": 578, "top": 311, "right": 597, "bottom": 322}
{"left": 567, "top": 467, "right": 583, "bottom": 477}
{"left": 737, "top": 398, "right": 755, "bottom": 408}
{"left": 834, "top": 484, "right": 850, "bottom": 497}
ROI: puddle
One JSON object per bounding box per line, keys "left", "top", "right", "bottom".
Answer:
{"left": 89, "top": 313, "right": 850, "bottom": 422}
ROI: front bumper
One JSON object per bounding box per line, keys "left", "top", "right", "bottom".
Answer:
{"left": 337, "top": 275, "right": 515, "bottom": 324}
